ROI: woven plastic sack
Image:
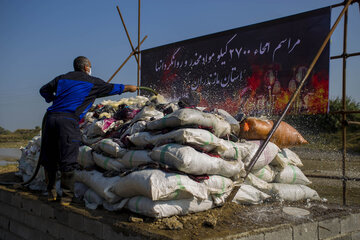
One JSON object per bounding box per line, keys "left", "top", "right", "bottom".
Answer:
{"left": 232, "top": 184, "right": 271, "bottom": 205}
{"left": 110, "top": 169, "right": 207, "bottom": 201}
{"left": 239, "top": 117, "right": 308, "bottom": 148}
{"left": 269, "top": 183, "right": 321, "bottom": 201}
{"left": 150, "top": 144, "right": 245, "bottom": 178}
{"left": 94, "top": 138, "right": 127, "bottom": 158}
{"left": 146, "top": 108, "right": 231, "bottom": 137}
{"left": 273, "top": 148, "right": 303, "bottom": 168}
{"left": 84, "top": 188, "right": 104, "bottom": 210}
{"left": 126, "top": 196, "right": 214, "bottom": 218}
{"left": 244, "top": 140, "right": 280, "bottom": 170}
{"left": 75, "top": 170, "right": 121, "bottom": 203}
{"left": 131, "top": 105, "right": 164, "bottom": 123}
{"left": 118, "top": 150, "right": 153, "bottom": 168}
{"left": 92, "top": 152, "right": 125, "bottom": 171}
{"left": 85, "top": 118, "right": 117, "bottom": 137}
{"left": 77, "top": 145, "right": 95, "bottom": 169}
{"left": 120, "top": 121, "right": 147, "bottom": 141}
{"left": 244, "top": 173, "right": 272, "bottom": 192}
{"left": 110, "top": 169, "right": 233, "bottom": 201}
{"left": 81, "top": 134, "right": 102, "bottom": 146}
{"left": 251, "top": 165, "right": 276, "bottom": 183}
{"left": 274, "top": 165, "right": 311, "bottom": 185}
{"left": 213, "top": 108, "right": 240, "bottom": 136}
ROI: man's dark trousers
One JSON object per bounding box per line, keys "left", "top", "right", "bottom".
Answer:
{"left": 40, "top": 112, "right": 80, "bottom": 199}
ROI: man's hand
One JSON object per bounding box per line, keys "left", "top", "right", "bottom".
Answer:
{"left": 124, "top": 85, "right": 138, "bottom": 92}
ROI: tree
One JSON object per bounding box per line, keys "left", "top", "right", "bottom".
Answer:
{"left": 0, "top": 126, "right": 10, "bottom": 135}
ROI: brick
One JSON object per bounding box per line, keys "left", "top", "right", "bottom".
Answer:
{"left": 0, "top": 188, "right": 13, "bottom": 204}
{"left": 57, "top": 223, "right": 77, "bottom": 240}
{"left": 41, "top": 202, "right": 55, "bottom": 219}
{"left": 231, "top": 233, "right": 264, "bottom": 240}
{"left": 0, "top": 227, "right": 23, "bottom": 240}
{"left": 293, "top": 222, "right": 318, "bottom": 240}
{"left": 341, "top": 213, "right": 360, "bottom": 234}
{"left": 326, "top": 233, "right": 352, "bottom": 240}
{"left": 10, "top": 194, "right": 23, "bottom": 208}
{"left": 72, "top": 230, "right": 99, "bottom": 240}
{"left": 23, "top": 211, "right": 60, "bottom": 237}
{"left": 22, "top": 198, "right": 42, "bottom": 216}
{"left": 68, "top": 212, "right": 84, "bottom": 232}
{"left": 9, "top": 220, "right": 43, "bottom": 240}
{"left": 351, "top": 230, "right": 360, "bottom": 240}
{"left": 54, "top": 207, "right": 69, "bottom": 225}
{"left": 264, "top": 226, "right": 292, "bottom": 240}
{"left": 84, "top": 216, "right": 103, "bottom": 239}
{"left": 319, "top": 218, "right": 341, "bottom": 240}
{"left": 0, "top": 202, "right": 25, "bottom": 223}
{"left": 0, "top": 214, "right": 10, "bottom": 230}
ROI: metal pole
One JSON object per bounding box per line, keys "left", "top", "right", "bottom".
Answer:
{"left": 116, "top": 6, "right": 139, "bottom": 63}
{"left": 107, "top": 35, "right": 147, "bottom": 83}
{"left": 341, "top": 4, "right": 348, "bottom": 206}
{"left": 226, "top": 0, "right": 354, "bottom": 203}
{"left": 137, "top": 0, "right": 141, "bottom": 95}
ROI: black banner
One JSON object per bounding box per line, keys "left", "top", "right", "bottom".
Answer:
{"left": 141, "top": 7, "right": 330, "bottom": 116}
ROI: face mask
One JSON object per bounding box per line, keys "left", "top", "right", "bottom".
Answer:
{"left": 87, "top": 68, "right": 92, "bottom": 76}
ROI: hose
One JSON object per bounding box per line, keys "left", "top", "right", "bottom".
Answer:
{"left": 0, "top": 113, "right": 47, "bottom": 186}
{"left": 138, "top": 86, "right": 158, "bottom": 95}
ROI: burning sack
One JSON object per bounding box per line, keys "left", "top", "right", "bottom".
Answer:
{"left": 239, "top": 117, "right": 308, "bottom": 148}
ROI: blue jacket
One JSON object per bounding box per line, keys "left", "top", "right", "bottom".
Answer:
{"left": 40, "top": 71, "right": 124, "bottom": 119}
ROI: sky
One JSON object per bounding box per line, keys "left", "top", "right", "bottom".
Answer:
{"left": 0, "top": 0, "right": 359, "bottom": 131}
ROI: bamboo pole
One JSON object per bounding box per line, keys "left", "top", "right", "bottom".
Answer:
{"left": 116, "top": 6, "right": 139, "bottom": 63}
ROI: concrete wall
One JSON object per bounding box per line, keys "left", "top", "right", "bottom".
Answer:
{"left": 0, "top": 186, "right": 359, "bottom": 240}
{"left": 0, "top": 187, "right": 145, "bottom": 240}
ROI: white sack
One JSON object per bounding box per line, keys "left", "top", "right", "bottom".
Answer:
{"left": 110, "top": 169, "right": 208, "bottom": 201}
{"left": 128, "top": 129, "right": 252, "bottom": 162}
{"left": 213, "top": 108, "right": 240, "bottom": 136}
{"left": 110, "top": 169, "right": 233, "bottom": 201}
{"left": 77, "top": 145, "right": 95, "bottom": 168}
{"left": 150, "top": 144, "right": 245, "bottom": 178}
{"left": 74, "top": 182, "right": 89, "bottom": 199}
{"left": 85, "top": 118, "right": 116, "bottom": 137}
{"left": 126, "top": 196, "right": 214, "bottom": 218}
{"left": 273, "top": 148, "right": 304, "bottom": 168}
{"left": 81, "top": 134, "right": 102, "bottom": 146}
{"left": 244, "top": 173, "right": 273, "bottom": 192}
{"left": 244, "top": 140, "right": 280, "bottom": 170}
{"left": 131, "top": 105, "right": 164, "bottom": 123}
{"left": 92, "top": 152, "right": 125, "bottom": 171}
{"left": 75, "top": 170, "right": 121, "bottom": 203}
{"left": 128, "top": 128, "right": 218, "bottom": 151}
{"left": 232, "top": 184, "right": 271, "bottom": 205}
{"left": 274, "top": 165, "right": 311, "bottom": 185}
{"left": 270, "top": 183, "right": 321, "bottom": 201}
{"left": 84, "top": 188, "right": 104, "bottom": 210}
{"left": 94, "top": 138, "right": 126, "bottom": 158}
{"left": 120, "top": 121, "right": 147, "bottom": 141}
{"left": 119, "top": 150, "right": 153, "bottom": 168}
{"left": 146, "top": 108, "right": 231, "bottom": 137}
{"left": 251, "top": 165, "right": 276, "bottom": 183}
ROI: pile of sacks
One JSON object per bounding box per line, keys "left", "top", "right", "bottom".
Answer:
{"left": 17, "top": 95, "right": 321, "bottom": 218}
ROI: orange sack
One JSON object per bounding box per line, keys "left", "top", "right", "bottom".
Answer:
{"left": 239, "top": 117, "right": 308, "bottom": 148}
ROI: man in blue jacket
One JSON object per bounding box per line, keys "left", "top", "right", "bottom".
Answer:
{"left": 39, "top": 56, "right": 137, "bottom": 205}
